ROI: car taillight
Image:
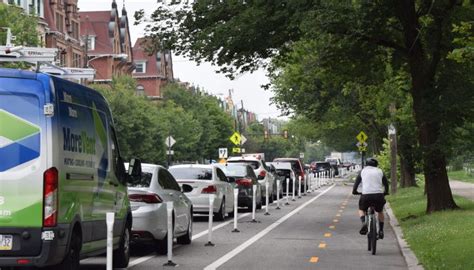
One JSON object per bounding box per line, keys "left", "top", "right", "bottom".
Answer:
{"left": 202, "top": 185, "right": 217, "bottom": 194}
{"left": 236, "top": 178, "right": 253, "bottom": 187}
{"left": 129, "top": 193, "right": 163, "bottom": 204}
{"left": 43, "top": 167, "right": 58, "bottom": 227}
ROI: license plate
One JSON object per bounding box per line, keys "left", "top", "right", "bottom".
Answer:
{"left": 0, "top": 235, "right": 13, "bottom": 250}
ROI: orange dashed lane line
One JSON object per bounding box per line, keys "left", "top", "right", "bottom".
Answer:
{"left": 319, "top": 242, "right": 327, "bottom": 249}
{"left": 324, "top": 233, "right": 332, "bottom": 238}
{"left": 310, "top": 257, "right": 319, "bottom": 263}
{"left": 329, "top": 225, "right": 335, "bottom": 229}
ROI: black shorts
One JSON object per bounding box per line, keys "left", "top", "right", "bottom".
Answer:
{"left": 359, "top": 193, "right": 386, "bottom": 212}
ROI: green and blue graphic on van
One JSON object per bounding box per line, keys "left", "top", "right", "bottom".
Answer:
{"left": 0, "top": 109, "right": 40, "bottom": 172}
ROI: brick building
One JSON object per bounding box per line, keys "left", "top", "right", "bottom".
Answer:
{"left": 79, "top": 0, "right": 133, "bottom": 82}
{"left": 131, "top": 37, "right": 174, "bottom": 98}
{"left": 43, "top": 0, "right": 85, "bottom": 68}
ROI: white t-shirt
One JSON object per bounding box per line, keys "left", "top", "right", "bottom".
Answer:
{"left": 360, "top": 166, "right": 385, "bottom": 194}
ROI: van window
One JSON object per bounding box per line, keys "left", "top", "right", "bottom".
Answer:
{"left": 110, "top": 126, "right": 126, "bottom": 182}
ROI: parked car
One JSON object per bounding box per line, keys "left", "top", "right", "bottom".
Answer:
{"left": 325, "top": 158, "right": 341, "bottom": 175}
{"left": 0, "top": 69, "right": 138, "bottom": 269}
{"left": 266, "top": 162, "right": 281, "bottom": 199}
{"left": 125, "top": 163, "right": 193, "bottom": 254}
{"left": 273, "top": 158, "right": 305, "bottom": 191}
{"left": 227, "top": 156, "right": 276, "bottom": 204}
{"left": 169, "top": 164, "right": 234, "bottom": 221}
{"left": 216, "top": 163, "right": 262, "bottom": 211}
{"left": 270, "top": 162, "right": 297, "bottom": 194}
{"left": 310, "top": 161, "right": 332, "bottom": 174}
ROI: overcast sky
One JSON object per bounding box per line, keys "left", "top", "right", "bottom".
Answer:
{"left": 78, "top": 0, "right": 284, "bottom": 120}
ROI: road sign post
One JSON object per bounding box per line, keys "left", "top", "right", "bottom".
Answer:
{"left": 356, "top": 131, "right": 368, "bottom": 168}
{"left": 165, "top": 136, "right": 176, "bottom": 168}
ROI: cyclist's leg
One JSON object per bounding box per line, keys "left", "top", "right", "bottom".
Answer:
{"left": 374, "top": 194, "right": 386, "bottom": 239}
{"left": 358, "top": 195, "right": 369, "bottom": 235}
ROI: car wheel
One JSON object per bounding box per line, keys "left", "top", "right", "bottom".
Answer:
{"left": 113, "top": 220, "right": 131, "bottom": 268}
{"left": 215, "top": 198, "right": 226, "bottom": 221}
{"left": 177, "top": 210, "right": 193, "bottom": 245}
{"left": 52, "top": 229, "right": 81, "bottom": 270}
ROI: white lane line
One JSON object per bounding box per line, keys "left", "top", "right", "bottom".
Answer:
{"left": 129, "top": 200, "right": 286, "bottom": 268}
{"left": 203, "top": 184, "right": 336, "bottom": 270}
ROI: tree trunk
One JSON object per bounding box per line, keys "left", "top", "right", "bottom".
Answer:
{"left": 396, "top": 0, "right": 458, "bottom": 212}
{"left": 399, "top": 155, "right": 417, "bottom": 188}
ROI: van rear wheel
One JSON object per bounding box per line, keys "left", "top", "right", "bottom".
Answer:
{"left": 113, "top": 221, "right": 131, "bottom": 268}
{"left": 52, "top": 230, "right": 81, "bottom": 270}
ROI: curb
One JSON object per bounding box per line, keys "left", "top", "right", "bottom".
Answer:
{"left": 385, "top": 202, "right": 424, "bottom": 270}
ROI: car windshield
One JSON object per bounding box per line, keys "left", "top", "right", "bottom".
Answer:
{"left": 227, "top": 160, "right": 260, "bottom": 170}
{"left": 169, "top": 167, "right": 213, "bottom": 180}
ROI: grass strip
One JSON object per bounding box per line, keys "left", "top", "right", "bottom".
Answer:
{"left": 387, "top": 186, "right": 474, "bottom": 270}
{"left": 448, "top": 170, "right": 474, "bottom": 184}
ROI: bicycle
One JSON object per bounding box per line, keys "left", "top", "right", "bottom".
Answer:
{"left": 366, "top": 206, "right": 378, "bottom": 255}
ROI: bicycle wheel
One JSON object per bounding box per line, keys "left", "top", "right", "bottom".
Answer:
{"left": 370, "top": 216, "right": 377, "bottom": 255}
{"left": 367, "top": 215, "right": 371, "bottom": 251}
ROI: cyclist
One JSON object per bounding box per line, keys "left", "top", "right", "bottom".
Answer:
{"left": 352, "top": 158, "right": 389, "bottom": 239}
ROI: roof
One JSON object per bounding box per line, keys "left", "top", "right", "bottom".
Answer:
{"left": 169, "top": 164, "right": 214, "bottom": 169}
{"left": 132, "top": 38, "right": 161, "bottom": 76}
{"left": 79, "top": 11, "right": 115, "bottom": 54}
{"left": 227, "top": 156, "right": 261, "bottom": 162}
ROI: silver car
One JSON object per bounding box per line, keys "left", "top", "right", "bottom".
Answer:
{"left": 126, "top": 163, "right": 193, "bottom": 254}
{"left": 227, "top": 156, "right": 276, "bottom": 203}
{"left": 169, "top": 164, "right": 235, "bottom": 221}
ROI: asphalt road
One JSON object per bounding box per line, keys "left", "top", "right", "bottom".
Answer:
{"left": 81, "top": 177, "right": 408, "bottom": 270}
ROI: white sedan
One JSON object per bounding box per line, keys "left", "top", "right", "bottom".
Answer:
{"left": 126, "top": 163, "right": 193, "bottom": 254}
{"left": 169, "top": 164, "right": 235, "bottom": 221}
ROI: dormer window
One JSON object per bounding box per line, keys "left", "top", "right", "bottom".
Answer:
{"left": 134, "top": 61, "right": 146, "bottom": 73}
{"left": 87, "top": 36, "right": 96, "bottom": 51}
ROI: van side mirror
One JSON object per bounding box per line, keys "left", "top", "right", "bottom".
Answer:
{"left": 128, "top": 158, "right": 142, "bottom": 177}
{"left": 182, "top": 184, "right": 193, "bottom": 193}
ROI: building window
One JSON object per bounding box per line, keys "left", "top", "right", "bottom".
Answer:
{"left": 58, "top": 49, "right": 66, "bottom": 67}
{"left": 71, "top": 22, "right": 79, "bottom": 40}
{"left": 136, "top": 85, "right": 145, "bottom": 96}
{"left": 56, "top": 13, "right": 64, "bottom": 32}
{"left": 73, "top": 53, "right": 81, "bottom": 68}
{"left": 134, "top": 62, "right": 146, "bottom": 73}
{"left": 86, "top": 36, "right": 95, "bottom": 51}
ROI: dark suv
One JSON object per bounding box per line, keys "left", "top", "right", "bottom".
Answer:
{"left": 310, "top": 161, "right": 332, "bottom": 173}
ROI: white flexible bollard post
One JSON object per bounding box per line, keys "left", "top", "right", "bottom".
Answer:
{"left": 298, "top": 175, "right": 302, "bottom": 198}
{"left": 285, "top": 178, "right": 290, "bottom": 205}
{"left": 307, "top": 174, "right": 312, "bottom": 193}
{"left": 232, "top": 188, "right": 239, "bottom": 233}
{"left": 264, "top": 180, "right": 270, "bottom": 215}
{"left": 163, "top": 202, "right": 177, "bottom": 266}
{"left": 252, "top": 184, "right": 257, "bottom": 222}
{"left": 276, "top": 179, "right": 281, "bottom": 209}
{"left": 292, "top": 175, "right": 296, "bottom": 201}
{"left": 303, "top": 174, "right": 307, "bottom": 195}
{"left": 106, "top": 212, "right": 114, "bottom": 270}
{"left": 205, "top": 195, "right": 215, "bottom": 246}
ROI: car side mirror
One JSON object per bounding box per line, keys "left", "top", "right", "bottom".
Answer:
{"left": 128, "top": 158, "right": 142, "bottom": 177}
{"left": 182, "top": 184, "right": 193, "bottom": 193}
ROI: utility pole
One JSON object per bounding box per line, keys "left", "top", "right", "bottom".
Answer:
{"left": 389, "top": 103, "right": 398, "bottom": 194}
{"left": 239, "top": 100, "right": 244, "bottom": 154}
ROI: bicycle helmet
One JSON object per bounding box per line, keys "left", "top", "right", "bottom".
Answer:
{"left": 366, "top": 157, "right": 378, "bottom": 167}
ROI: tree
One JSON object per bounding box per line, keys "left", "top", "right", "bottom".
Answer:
{"left": 0, "top": 3, "right": 40, "bottom": 69}
{"left": 139, "top": 0, "right": 474, "bottom": 212}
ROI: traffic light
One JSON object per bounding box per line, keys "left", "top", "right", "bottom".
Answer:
{"left": 283, "top": 130, "right": 288, "bottom": 139}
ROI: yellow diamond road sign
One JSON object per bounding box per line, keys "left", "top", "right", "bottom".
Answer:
{"left": 356, "top": 131, "right": 368, "bottom": 143}
{"left": 230, "top": 132, "right": 241, "bottom": 145}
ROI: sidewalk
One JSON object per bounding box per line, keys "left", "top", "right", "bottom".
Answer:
{"left": 449, "top": 180, "right": 474, "bottom": 201}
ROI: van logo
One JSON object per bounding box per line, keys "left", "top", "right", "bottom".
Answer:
{"left": 0, "top": 196, "right": 4, "bottom": 205}
{"left": 0, "top": 109, "right": 40, "bottom": 172}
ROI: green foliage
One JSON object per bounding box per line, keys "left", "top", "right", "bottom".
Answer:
{"left": 448, "top": 22, "right": 474, "bottom": 63}
{"left": 388, "top": 187, "right": 474, "bottom": 270}
{"left": 0, "top": 3, "right": 40, "bottom": 69}
{"left": 92, "top": 77, "right": 166, "bottom": 164}
{"left": 448, "top": 170, "right": 474, "bottom": 184}
{"left": 92, "top": 78, "right": 235, "bottom": 165}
